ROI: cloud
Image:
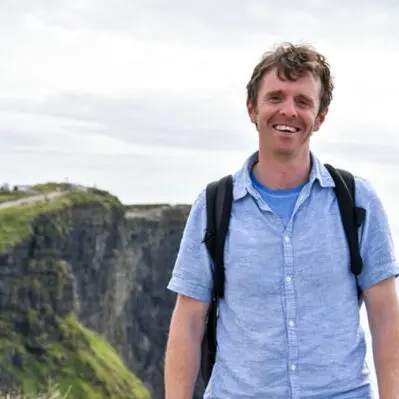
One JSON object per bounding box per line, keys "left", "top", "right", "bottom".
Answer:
{"left": 0, "top": 91, "right": 253, "bottom": 153}
{"left": 1, "top": 88, "right": 398, "bottom": 164}
{"left": 4, "top": 0, "right": 398, "bottom": 46}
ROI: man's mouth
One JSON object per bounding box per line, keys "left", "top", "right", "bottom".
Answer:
{"left": 272, "top": 124, "right": 300, "bottom": 133}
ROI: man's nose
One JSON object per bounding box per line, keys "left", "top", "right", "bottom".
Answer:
{"left": 280, "top": 99, "right": 298, "bottom": 118}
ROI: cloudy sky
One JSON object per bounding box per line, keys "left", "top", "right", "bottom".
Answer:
{"left": 1, "top": 1, "right": 398, "bottom": 216}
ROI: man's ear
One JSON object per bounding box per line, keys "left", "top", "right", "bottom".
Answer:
{"left": 247, "top": 98, "right": 257, "bottom": 124}
{"left": 314, "top": 107, "right": 328, "bottom": 131}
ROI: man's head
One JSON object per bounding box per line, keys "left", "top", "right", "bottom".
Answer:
{"left": 246, "top": 42, "right": 334, "bottom": 159}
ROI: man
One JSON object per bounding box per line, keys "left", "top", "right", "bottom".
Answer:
{"left": 164, "top": 42, "right": 399, "bottom": 398}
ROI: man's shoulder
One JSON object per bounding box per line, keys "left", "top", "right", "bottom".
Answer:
{"left": 314, "top": 158, "right": 383, "bottom": 208}
{"left": 186, "top": 188, "right": 207, "bottom": 227}
{"left": 352, "top": 174, "right": 384, "bottom": 209}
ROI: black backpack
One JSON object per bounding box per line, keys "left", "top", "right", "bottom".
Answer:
{"left": 200, "top": 164, "right": 366, "bottom": 386}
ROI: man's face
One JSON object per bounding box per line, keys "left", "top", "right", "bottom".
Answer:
{"left": 247, "top": 67, "right": 328, "bottom": 159}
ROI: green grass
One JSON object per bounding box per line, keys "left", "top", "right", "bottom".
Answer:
{"left": 0, "top": 188, "right": 122, "bottom": 254}
{"left": 0, "top": 315, "right": 150, "bottom": 399}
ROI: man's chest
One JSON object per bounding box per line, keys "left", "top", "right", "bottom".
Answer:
{"left": 222, "top": 201, "right": 354, "bottom": 308}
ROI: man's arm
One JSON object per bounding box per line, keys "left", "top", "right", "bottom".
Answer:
{"left": 364, "top": 276, "right": 399, "bottom": 398}
{"left": 164, "top": 294, "right": 209, "bottom": 399}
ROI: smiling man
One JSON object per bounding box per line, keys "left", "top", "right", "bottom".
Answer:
{"left": 164, "top": 43, "right": 399, "bottom": 399}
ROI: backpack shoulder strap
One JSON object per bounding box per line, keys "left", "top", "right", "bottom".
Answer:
{"left": 204, "top": 174, "right": 233, "bottom": 300}
{"left": 324, "top": 164, "right": 366, "bottom": 279}
{"left": 201, "top": 175, "right": 233, "bottom": 386}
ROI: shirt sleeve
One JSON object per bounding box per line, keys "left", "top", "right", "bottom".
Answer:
{"left": 355, "top": 176, "right": 399, "bottom": 291}
{"left": 167, "top": 189, "right": 213, "bottom": 304}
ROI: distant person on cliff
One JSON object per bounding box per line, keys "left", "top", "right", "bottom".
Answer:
{"left": 164, "top": 42, "right": 399, "bottom": 399}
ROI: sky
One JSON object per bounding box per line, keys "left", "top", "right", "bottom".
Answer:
{"left": 1, "top": 5, "right": 398, "bottom": 213}
{"left": 1, "top": 1, "right": 398, "bottom": 393}
{"left": 2, "top": 1, "right": 398, "bottom": 230}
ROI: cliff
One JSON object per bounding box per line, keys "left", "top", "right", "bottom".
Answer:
{"left": 0, "top": 185, "right": 202, "bottom": 398}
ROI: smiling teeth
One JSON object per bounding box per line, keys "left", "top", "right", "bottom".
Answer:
{"left": 274, "top": 124, "right": 298, "bottom": 132}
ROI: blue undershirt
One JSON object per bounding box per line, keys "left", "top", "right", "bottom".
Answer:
{"left": 250, "top": 167, "right": 306, "bottom": 226}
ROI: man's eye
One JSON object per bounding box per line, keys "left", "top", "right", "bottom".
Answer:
{"left": 297, "top": 99, "right": 311, "bottom": 107}
{"left": 269, "top": 96, "right": 281, "bottom": 102}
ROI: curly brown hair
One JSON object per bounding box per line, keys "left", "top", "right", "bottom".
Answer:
{"left": 246, "top": 42, "right": 334, "bottom": 115}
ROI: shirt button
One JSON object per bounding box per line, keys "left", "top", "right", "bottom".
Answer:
{"left": 286, "top": 276, "right": 292, "bottom": 283}
{"left": 284, "top": 235, "right": 290, "bottom": 243}
{"left": 290, "top": 364, "right": 296, "bottom": 371}
{"left": 289, "top": 320, "right": 295, "bottom": 328}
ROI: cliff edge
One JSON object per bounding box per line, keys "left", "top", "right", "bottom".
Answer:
{"left": 0, "top": 186, "right": 152, "bottom": 398}
{"left": 0, "top": 183, "right": 199, "bottom": 399}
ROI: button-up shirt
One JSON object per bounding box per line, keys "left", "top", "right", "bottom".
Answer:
{"left": 167, "top": 151, "right": 399, "bottom": 398}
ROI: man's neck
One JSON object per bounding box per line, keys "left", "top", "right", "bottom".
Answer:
{"left": 252, "top": 150, "right": 312, "bottom": 190}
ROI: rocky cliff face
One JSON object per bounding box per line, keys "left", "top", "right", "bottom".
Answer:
{"left": 0, "top": 194, "right": 203, "bottom": 398}
{"left": 120, "top": 205, "right": 204, "bottom": 399}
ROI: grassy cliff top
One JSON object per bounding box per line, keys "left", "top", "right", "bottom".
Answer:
{"left": 29, "top": 183, "right": 78, "bottom": 193}
{"left": 0, "top": 314, "right": 150, "bottom": 399}
{"left": 0, "top": 185, "right": 121, "bottom": 254}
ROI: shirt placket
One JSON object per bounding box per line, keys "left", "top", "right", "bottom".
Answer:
{"left": 282, "top": 229, "right": 300, "bottom": 398}
{"left": 283, "top": 184, "right": 313, "bottom": 398}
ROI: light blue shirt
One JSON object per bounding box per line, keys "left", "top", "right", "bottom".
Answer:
{"left": 167, "top": 151, "right": 399, "bottom": 399}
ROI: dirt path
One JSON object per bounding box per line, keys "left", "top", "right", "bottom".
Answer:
{"left": 0, "top": 191, "right": 66, "bottom": 210}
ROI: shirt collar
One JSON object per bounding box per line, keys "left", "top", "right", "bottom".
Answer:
{"left": 233, "top": 150, "right": 335, "bottom": 201}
